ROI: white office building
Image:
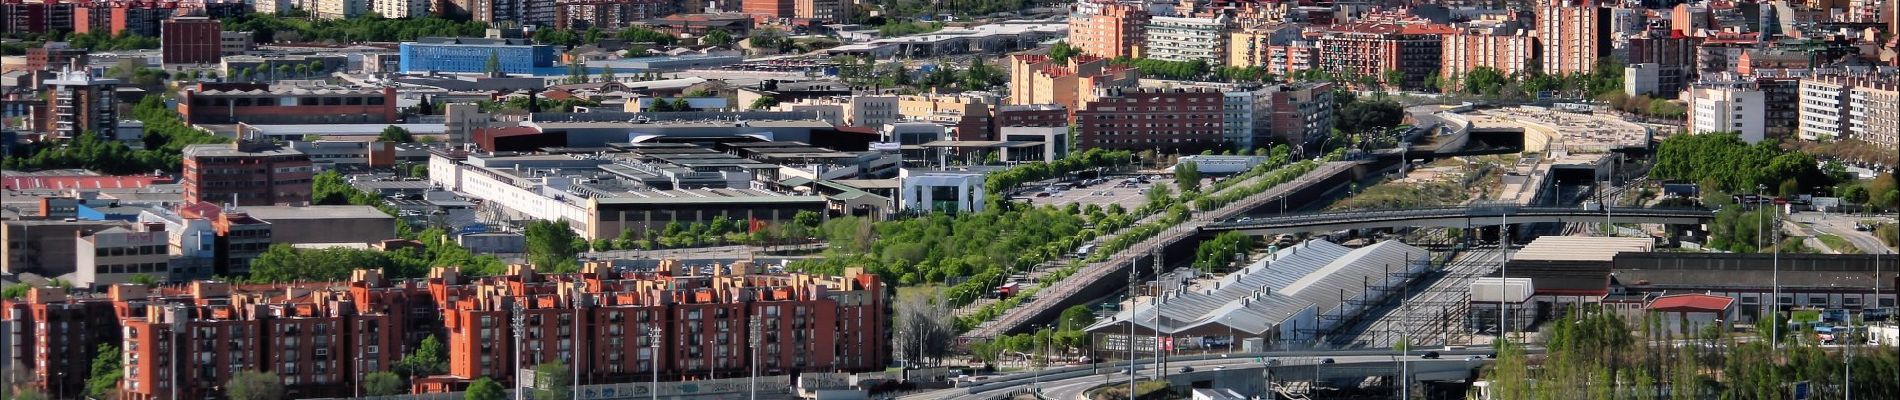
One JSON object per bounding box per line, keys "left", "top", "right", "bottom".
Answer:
{"left": 898, "top": 169, "right": 986, "bottom": 214}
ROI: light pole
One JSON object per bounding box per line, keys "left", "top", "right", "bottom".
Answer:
{"left": 650, "top": 326, "right": 662, "bottom": 400}
{"left": 1127, "top": 257, "right": 1138, "bottom": 400}
{"left": 513, "top": 302, "right": 526, "bottom": 400}
{"left": 1771, "top": 202, "right": 1782, "bottom": 349}
{"left": 1752, "top": 184, "right": 1769, "bottom": 343}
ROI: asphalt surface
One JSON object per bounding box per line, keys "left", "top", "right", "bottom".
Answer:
{"left": 901, "top": 348, "right": 1502, "bottom": 400}
{"left": 1787, "top": 212, "right": 1897, "bottom": 254}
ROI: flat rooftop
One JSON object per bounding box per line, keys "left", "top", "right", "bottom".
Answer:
{"left": 236, "top": 205, "right": 396, "bottom": 221}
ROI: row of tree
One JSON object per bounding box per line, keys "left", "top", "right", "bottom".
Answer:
{"left": 220, "top": 13, "right": 486, "bottom": 44}
{"left": 1651, "top": 132, "right": 1836, "bottom": 196}
{"left": 1190, "top": 231, "right": 1254, "bottom": 272}
{"left": 1484, "top": 306, "right": 1900, "bottom": 399}
{"left": 2, "top": 96, "right": 228, "bottom": 173}
{"left": 1108, "top": 57, "right": 1211, "bottom": 81}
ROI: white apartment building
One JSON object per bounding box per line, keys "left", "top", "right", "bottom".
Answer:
{"left": 372, "top": 0, "right": 431, "bottom": 18}
{"left": 1222, "top": 90, "right": 1260, "bottom": 151}
{"left": 1143, "top": 16, "right": 1231, "bottom": 65}
{"left": 1799, "top": 75, "right": 1899, "bottom": 149}
{"left": 316, "top": 0, "right": 368, "bottom": 19}
{"left": 1686, "top": 82, "right": 1766, "bottom": 143}
{"left": 1847, "top": 82, "right": 1898, "bottom": 150}
{"left": 1798, "top": 77, "right": 1850, "bottom": 141}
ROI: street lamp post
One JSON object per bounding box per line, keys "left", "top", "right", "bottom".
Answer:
{"left": 650, "top": 326, "right": 662, "bottom": 400}
{"left": 1757, "top": 184, "right": 1773, "bottom": 347}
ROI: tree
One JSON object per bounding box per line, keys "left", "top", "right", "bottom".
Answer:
{"left": 891, "top": 290, "right": 955, "bottom": 366}
{"left": 703, "top": 29, "right": 733, "bottom": 46}
{"left": 87, "top": 343, "right": 123, "bottom": 398}
{"left": 1057, "top": 304, "right": 1095, "bottom": 331}
{"left": 377, "top": 125, "right": 415, "bottom": 143}
{"left": 1048, "top": 41, "right": 1077, "bottom": 64}
{"left": 363, "top": 371, "right": 404, "bottom": 395}
{"left": 1336, "top": 97, "right": 1405, "bottom": 134}
{"left": 533, "top": 362, "right": 573, "bottom": 400}
{"left": 226, "top": 370, "right": 285, "bottom": 400}
{"left": 483, "top": 50, "right": 502, "bottom": 76}
{"left": 749, "top": 96, "right": 779, "bottom": 110}
{"left": 525, "top": 219, "right": 581, "bottom": 273}
{"left": 3, "top": 284, "right": 32, "bottom": 299}
{"left": 1174, "top": 161, "right": 1201, "bottom": 193}
{"left": 1382, "top": 69, "right": 1405, "bottom": 89}
{"left": 1843, "top": 184, "right": 1871, "bottom": 207}
{"left": 396, "top": 335, "right": 448, "bottom": 378}
{"left": 128, "top": 273, "right": 160, "bottom": 286}
{"left": 464, "top": 377, "right": 505, "bottom": 400}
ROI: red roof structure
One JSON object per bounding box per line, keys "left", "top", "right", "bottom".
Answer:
{"left": 1648, "top": 293, "right": 1734, "bottom": 313}
{"left": 1, "top": 174, "right": 173, "bottom": 190}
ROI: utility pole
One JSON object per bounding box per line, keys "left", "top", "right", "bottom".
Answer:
{"left": 574, "top": 286, "right": 583, "bottom": 400}
{"left": 514, "top": 302, "right": 527, "bottom": 400}
{"left": 1128, "top": 256, "right": 1138, "bottom": 400}
{"left": 1401, "top": 268, "right": 1410, "bottom": 400}
{"left": 1153, "top": 249, "right": 1164, "bottom": 378}
{"left": 1772, "top": 203, "right": 1781, "bottom": 349}
{"left": 1499, "top": 213, "right": 1510, "bottom": 343}
{"left": 750, "top": 315, "right": 761, "bottom": 400}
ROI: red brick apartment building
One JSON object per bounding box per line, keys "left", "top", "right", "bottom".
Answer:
{"left": 1073, "top": 86, "right": 1225, "bottom": 153}
{"left": 1, "top": 262, "right": 886, "bottom": 398}
{"left": 1, "top": 287, "right": 121, "bottom": 398}
{"left": 2, "top": 0, "right": 76, "bottom": 36}
{"left": 1315, "top": 22, "right": 1451, "bottom": 90}
{"left": 419, "top": 261, "right": 887, "bottom": 391}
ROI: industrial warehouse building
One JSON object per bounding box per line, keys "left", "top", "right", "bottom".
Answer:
{"left": 1086, "top": 240, "right": 1430, "bottom": 353}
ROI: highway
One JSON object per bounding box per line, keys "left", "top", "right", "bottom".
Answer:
{"left": 899, "top": 348, "right": 1503, "bottom": 400}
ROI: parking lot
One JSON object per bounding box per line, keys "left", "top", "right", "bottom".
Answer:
{"left": 1014, "top": 176, "right": 1184, "bottom": 211}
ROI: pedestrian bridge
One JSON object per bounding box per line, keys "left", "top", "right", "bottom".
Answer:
{"left": 1202, "top": 204, "right": 1714, "bottom": 234}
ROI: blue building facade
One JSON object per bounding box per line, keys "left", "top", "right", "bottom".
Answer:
{"left": 399, "top": 37, "right": 557, "bottom": 75}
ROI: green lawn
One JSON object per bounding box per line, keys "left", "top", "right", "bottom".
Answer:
{"left": 1816, "top": 234, "right": 1862, "bottom": 254}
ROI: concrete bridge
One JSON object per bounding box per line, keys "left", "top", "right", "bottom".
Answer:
{"left": 1202, "top": 204, "right": 1714, "bottom": 235}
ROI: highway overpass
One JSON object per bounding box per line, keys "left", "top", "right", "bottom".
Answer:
{"left": 1202, "top": 205, "right": 1713, "bottom": 235}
